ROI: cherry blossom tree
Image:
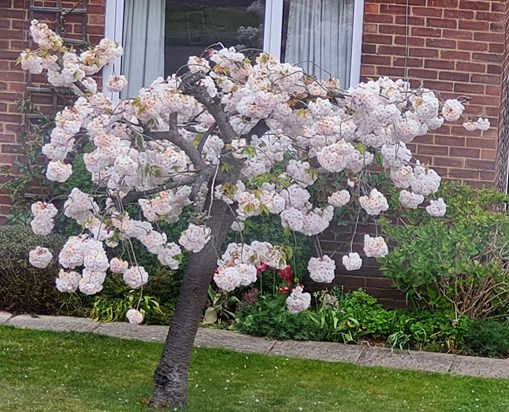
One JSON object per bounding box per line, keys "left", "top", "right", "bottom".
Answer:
{"left": 21, "top": 20, "right": 488, "bottom": 408}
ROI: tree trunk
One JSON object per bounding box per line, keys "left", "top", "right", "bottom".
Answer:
{"left": 148, "top": 200, "right": 235, "bottom": 409}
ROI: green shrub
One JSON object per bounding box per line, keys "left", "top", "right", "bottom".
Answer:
{"left": 0, "top": 225, "right": 69, "bottom": 314}
{"left": 234, "top": 293, "right": 321, "bottom": 340}
{"left": 379, "top": 182, "right": 509, "bottom": 319}
{"left": 462, "top": 319, "right": 509, "bottom": 358}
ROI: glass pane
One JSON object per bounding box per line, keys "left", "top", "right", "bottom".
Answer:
{"left": 165, "top": 0, "right": 266, "bottom": 76}
{"left": 281, "top": 0, "right": 355, "bottom": 87}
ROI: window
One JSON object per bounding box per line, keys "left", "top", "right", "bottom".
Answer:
{"left": 104, "top": 0, "right": 364, "bottom": 98}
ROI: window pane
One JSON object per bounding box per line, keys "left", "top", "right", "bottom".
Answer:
{"left": 282, "top": 0, "right": 355, "bottom": 87}
{"left": 165, "top": 0, "right": 266, "bottom": 76}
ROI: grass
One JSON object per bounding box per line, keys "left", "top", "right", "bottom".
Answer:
{"left": 1, "top": 326, "right": 509, "bottom": 411}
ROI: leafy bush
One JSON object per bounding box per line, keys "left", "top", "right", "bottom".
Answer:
{"left": 0, "top": 225, "right": 70, "bottom": 314}
{"left": 234, "top": 293, "right": 321, "bottom": 340}
{"left": 462, "top": 319, "right": 509, "bottom": 358}
{"left": 379, "top": 182, "right": 509, "bottom": 319}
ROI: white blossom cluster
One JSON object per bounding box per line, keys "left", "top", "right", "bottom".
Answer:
{"left": 286, "top": 286, "right": 311, "bottom": 314}
{"left": 363, "top": 235, "right": 389, "bottom": 258}
{"left": 359, "top": 189, "right": 389, "bottom": 216}
{"left": 30, "top": 201, "right": 58, "bottom": 236}
{"left": 308, "top": 256, "right": 336, "bottom": 283}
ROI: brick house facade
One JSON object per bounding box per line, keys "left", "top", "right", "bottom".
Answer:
{"left": 0, "top": 0, "right": 507, "bottom": 304}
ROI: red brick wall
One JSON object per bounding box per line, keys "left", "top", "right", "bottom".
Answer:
{"left": 0, "top": 0, "right": 105, "bottom": 223}
{"left": 362, "top": 0, "right": 507, "bottom": 188}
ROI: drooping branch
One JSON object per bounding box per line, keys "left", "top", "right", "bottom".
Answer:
{"left": 197, "top": 122, "right": 217, "bottom": 153}
{"left": 122, "top": 175, "right": 196, "bottom": 204}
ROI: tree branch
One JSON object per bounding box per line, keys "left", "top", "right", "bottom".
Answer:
{"left": 122, "top": 176, "right": 196, "bottom": 204}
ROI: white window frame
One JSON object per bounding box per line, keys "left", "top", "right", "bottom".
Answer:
{"left": 104, "top": 0, "right": 364, "bottom": 94}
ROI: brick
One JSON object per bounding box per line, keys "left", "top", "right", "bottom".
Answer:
{"left": 393, "top": 57, "right": 423, "bottom": 68}
{"left": 362, "top": 44, "right": 377, "bottom": 54}
{"left": 412, "top": 7, "right": 443, "bottom": 17}
{"left": 427, "top": 0, "right": 459, "bottom": 6}
{"left": 377, "top": 24, "right": 405, "bottom": 35}
{"left": 459, "top": 0, "right": 490, "bottom": 10}
{"left": 433, "top": 157, "right": 464, "bottom": 168}
{"left": 457, "top": 41, "right": 488, "bottom": 52}
{"left": 449, "top": 147, "right": 480, "bottom": 158}
{"left": 426, "top": 38, "right": 456, "bottom": 49}
{"left": 442, "top": 29, "right": 473, "bottom": 40}
{"left": 394, "top": 36, "right": 426, "bottom": 47}
{"left": 425, "top": 60, "right": 454, "bottom": 70}
{"left": 455, "top": 62, "right": 486, "bottom": 73}
{"left": 470, "top": 74, "right": 502, "bottom": 85}
{"left": 363, "top": 23, "right": 378, "bottom": 34}
{"left": 380, "top": 4, "right": 407, "bottom": 14}
{"left": 459, "top": 20, "right": 489, "bottom": 31}
{"left": 489, "top": 43, "right": 505, "bottom": 54}
{"left": 417, "top": 145, "right": 448, "bottom": 156}
{"left": 465, "top": 159, "right": 496, "bottom": 169}
{"left": 481, "top": 150, "right": 497, "bottom": 160}
{"left": 436, "top": 136, "right": 466, "bottom": 147}
{"left": 363, "top": 55, "right": 392, "bottom": 65}
{"left": 467, "top": 138, "right": 497, "bottom": 149}
{"left": 454, "top": 83, "right": 484, "bottom": 94}
{"left": 395, "top": 16, "right": 425, "bottom": 25}
{"left": 490, "top": 22, "right": 505, "bottom": 32}
{"left": 421, "top": 80, "right": 454, "bottom": 91}
{"left": 409, "top": 48, "right": 438, "bottom": 58}
{"left": 477, "top": 12, "right": 505, "bottom": 22}
{"left": 378, "top": 46, "right": 407, "bottom": 56}
{"left": 364, "top": 3, "right": 379, "bottom": 13}
{"left": 491, "top": 2, "right": 507, "bottom": 12}
{"left": 443, "top": 9, "right": 474, "bottom": 19}
{"left": 440, "top": 50, "right": 471, "bottom": 61}
{"left": 473, "top": 32, "right": 505, "bottom": 43}
{"left": 407, "top": 68, "right": 438, "bottom": 79}
{"left": 411, "top": 27, "right": 442, "bottom": 38}
{"left": 364, "top": 14, "right": 394, "bottom": 24}
{"left": 472, "top": 52, "right": 503, "bottom": 63}
{"left": 364, "top": 34, "right": 394, "bottom": 45}
{"left": 438, "top": 71, "right": 470, "bottom": 82}
{"left": 426, "top": 18, "right": 457, "bottom": 29}
{"left": 487, "top": 65, "right": 502, "bottom": 75}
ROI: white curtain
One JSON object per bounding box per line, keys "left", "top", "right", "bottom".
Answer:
{"left": 122, "top": 0, "right": 165, "bottom": 98}
{"left": 285, "top": 0, "right": 355, "bottom": 87}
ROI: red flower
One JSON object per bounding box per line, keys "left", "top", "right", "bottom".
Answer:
{"left": 278, "top": 265, "right": 293, "bottom": 283}
{"left": 278, "top": 286, "right": 290, "bottom": 294}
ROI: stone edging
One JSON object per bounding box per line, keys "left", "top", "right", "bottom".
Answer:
{"left": 2, "top": 311, "right": 508, "bottom": 379}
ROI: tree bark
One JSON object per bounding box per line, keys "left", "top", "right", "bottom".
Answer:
{"left": 148, "top": 199, "right": 236, "bottom": 409}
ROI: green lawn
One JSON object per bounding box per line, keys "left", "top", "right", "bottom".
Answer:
{"left": 1, "top": 326, "right": 509, "bottom": 411}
